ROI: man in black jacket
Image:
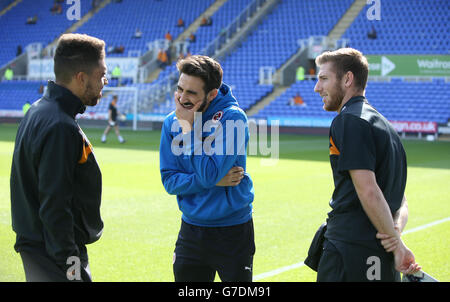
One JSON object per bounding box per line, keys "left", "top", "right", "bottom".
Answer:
{"left": 10, "top": 33, "right": 108, "bottom": 282}
{"left": 313, "top": 48, "right": 420, "bottom": 281}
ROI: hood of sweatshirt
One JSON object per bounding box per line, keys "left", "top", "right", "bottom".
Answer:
{"left": 202, "top": 82, "right": 239, "bottom": 121}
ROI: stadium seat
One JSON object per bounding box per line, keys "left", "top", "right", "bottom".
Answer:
{"left": 0, "top": 0, "right": 448, "bottom": 126}
{"left": 254, "top": 80, "right": 450, "bottom": 124}
{"left": 342, "top": 0, "right": 449, "bottom": 55}
{"left": 0, "top": 0, "right": 91, "bottom": 67}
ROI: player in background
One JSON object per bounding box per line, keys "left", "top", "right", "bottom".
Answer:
{"left": 101, "top": 95, "right": 125, "bottom": 143}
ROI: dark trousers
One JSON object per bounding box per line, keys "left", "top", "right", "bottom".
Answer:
{"left": 173, "top": 219, "right": 255, "bottom": 282}
{"left": 317, "top": 239, "right": 400, "bottom": 282}
{"left": 19, "top": 250, "right": 91, "bottom": 282}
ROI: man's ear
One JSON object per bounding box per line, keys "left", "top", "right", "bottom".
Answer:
{"left": 207, "top": 88, "right": 218, "bottom": 102}
{"left": 74, "top": 71, "right": 87, "bottom": 88}
{"left": 344, "top": 71, "right": 354, "bottom": 88}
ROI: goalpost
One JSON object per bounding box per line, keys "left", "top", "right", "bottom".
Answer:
{"left": 77, "top": 80, "right": 174, "bottom": 130}
{"left": 99, "top": 86, "right": 139, "bottom": 130}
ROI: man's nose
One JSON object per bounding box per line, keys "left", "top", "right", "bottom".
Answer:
{"left": 179, "top": 92, "right": 189, "bottom": 103}
{"left": 314, "top": 81, "right": 320, "bottom": 93}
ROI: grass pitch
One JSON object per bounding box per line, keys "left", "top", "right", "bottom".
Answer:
{"left": 0, "top": 123, "right": 449, "bottom": 282}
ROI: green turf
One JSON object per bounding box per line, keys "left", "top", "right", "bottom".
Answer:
{"left": 0, "top": 123, "right": 449, "bottom": 282}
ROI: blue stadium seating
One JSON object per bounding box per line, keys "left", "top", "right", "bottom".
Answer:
{"left": 75, "top": 0, "right": 214, "bottom": 57}
{"left": 343, "top": 0, "right": 449, "bottom": 55}
{"left": 0, "top": 0, "right": 91, "bottom": 68}
{"left": 0, "top": 80, "right": 45, "bottom": 110}
{"left": 220, "top": 0, "right": 353, "bottom": 111}
{"left": 0, "top": 0, "right": 448, "bottom": 126}
{"left": 153, "top": 0, "right": 353, "bottom": 114}
{"left": 253, "top": 0, "right": 450, "bottom": 124}
{"left": 187, "top": 0, "right": 253, "bottom": 56}
{"left": 0, "top": 0, "right": 14, "bottom": 12}
{"left": 150, "top": 0, "right": 255, "bottom": 114}
{"left": 254, "top": 79, "right": 450, "bottom": 124}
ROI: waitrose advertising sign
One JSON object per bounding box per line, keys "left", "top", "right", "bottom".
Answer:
{"left": 367, "top": 55, "right": 450, "bottom": 77}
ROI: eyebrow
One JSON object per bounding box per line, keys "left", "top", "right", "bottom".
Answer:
{"left": 177, "top": 85, "right": 198, "bottom": 95}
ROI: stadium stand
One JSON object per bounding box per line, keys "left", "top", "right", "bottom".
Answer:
{"left": 0, "top": 0, "right": 448, "bottom": 129}
{"left": 253, "top": 0, "right": 450, "bottom": 126}
{"left": 150, "top": 0, "right": 258, "bottom": 114}
{"left": 253, "top": 79, "right": 450, "bottom": 124}
{"left": 186, "top": 0, "right": 253, "bottom": 56}
{"left": 0, "top": 0, "right": 15, "bottom": 12}
{"left": 152, "top": 0, "right": 353, "bottom": 114}
{"left": 0, "top": 80, "right": 45, "bottom": 110}
{"left": 220, "top": 0, "right": 353, "bottom": 110}
{"left": 220, "top": 0, "right": 352, "bottom": 111}
{"left": 74, "top": 0, "right": 215, "bottom": 57}
{"left": 342, "top": 0, "right": 449, "bottom": 55}
{"left": 0, "top": 0, "right": 91, "bottom": 68}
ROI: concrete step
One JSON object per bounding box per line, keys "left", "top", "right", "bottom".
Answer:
{"left": 246, "top": 85, "right": 288, "bottom": 116}
{"left": 328, "top": 0, "right": 367, "bottom": 40}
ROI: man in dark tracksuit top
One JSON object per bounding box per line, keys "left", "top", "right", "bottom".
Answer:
{"left": 101, "top": 95, "right": 125, "bottom": 143}
{"left": 10, "top": 34, "right": 107, "bottom": 282}
{"left": 313, "top": 48, "right": 421, "bottom": 281}
{"left": 160, "top": 55, "right": 255, "bottom": 282}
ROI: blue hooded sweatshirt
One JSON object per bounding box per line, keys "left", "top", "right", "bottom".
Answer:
{"left": 159, "top": 83, "right": 254, "bottom": 227}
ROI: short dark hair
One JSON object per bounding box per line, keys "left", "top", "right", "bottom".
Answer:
{"left": 176, "top": 55, "right": 223, "bottom": 94}
{"left": 54, "top": 33, "right": 105, "bottom": 84}
{"left": 315, "top": 48, "right": 369, "bottom": 91}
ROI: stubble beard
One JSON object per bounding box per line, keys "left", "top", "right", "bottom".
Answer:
{"left": 324, "top": 85, "right": 345, "bottom": 112}
{"left": 83, "top": 82, "right": 101, "bottom": 107}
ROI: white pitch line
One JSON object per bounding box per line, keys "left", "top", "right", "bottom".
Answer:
{"left": 253, "top": 262, "right": 305, "bottom": 282}
{"left": 253, "top": 216, "right": 450, "bottom": 281}
{"left": 402, "top": 217, "right": 450, "bottom": 235}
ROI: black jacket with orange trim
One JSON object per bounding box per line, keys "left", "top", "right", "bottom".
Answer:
{"left": 10, "top": 81, "right": 103, "bottom": 268}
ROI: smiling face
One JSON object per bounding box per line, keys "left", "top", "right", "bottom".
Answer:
{"left": 314, "top": 62, "right": 345, "bottom": 112}
{"left": 175, "top": 73, "right": 214, "bottom": 113}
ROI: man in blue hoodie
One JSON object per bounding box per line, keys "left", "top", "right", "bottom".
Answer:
{"left": 159, "top": 55, "right": 255, "bottom": 282}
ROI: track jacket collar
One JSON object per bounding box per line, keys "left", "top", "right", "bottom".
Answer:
{"left": 45, "top": 81, "right": 86, "bottom": 118}
{"left": 340, "top": 95, "right": 367, "bottom": 113}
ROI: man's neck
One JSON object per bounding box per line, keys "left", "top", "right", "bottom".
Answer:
{"left": 338, "top": 89, "right": 365, "bottom": 113}
{"left": 55, "top": 80, "right": 83, "bottom": 102}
